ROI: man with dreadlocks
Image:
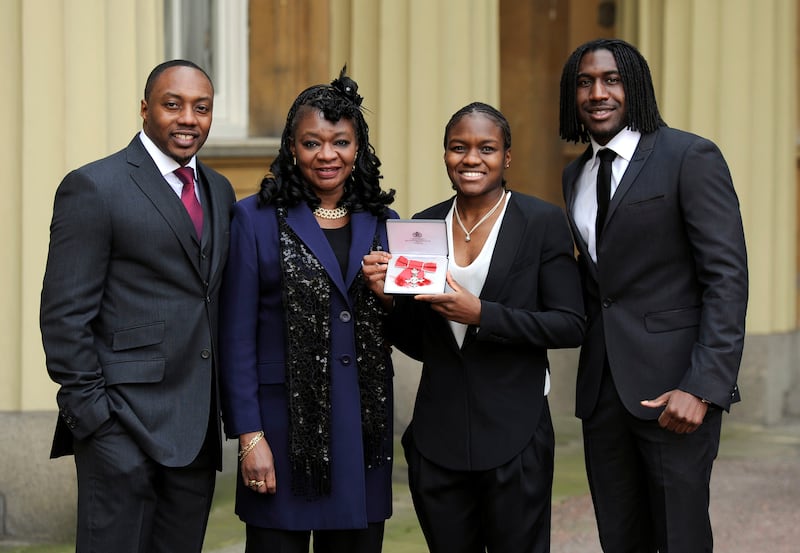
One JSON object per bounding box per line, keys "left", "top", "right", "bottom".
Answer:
{"left": 218, "top": 67, "right": 397, "bottom": 553}
{"left": 559, "top": 38, "right": 748, "bottom": 552}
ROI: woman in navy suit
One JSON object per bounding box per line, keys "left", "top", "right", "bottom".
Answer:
{"left": 363, "top": 103, "right": 585, "bottom": 553}
{"left": 219, "top": 68, "right": 397, "bottom": 553}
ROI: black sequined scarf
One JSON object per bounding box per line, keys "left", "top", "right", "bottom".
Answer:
{"left": 278, "top": 209, "right": 390, "bottom": 497}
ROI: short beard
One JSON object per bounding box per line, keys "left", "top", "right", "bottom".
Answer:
{"left": 584, "top": 120, "right": 627, "bottom": 145}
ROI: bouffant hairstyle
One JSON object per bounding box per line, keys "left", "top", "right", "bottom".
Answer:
{"left": 258, "top": 66, "right": 394, "bottom": 217}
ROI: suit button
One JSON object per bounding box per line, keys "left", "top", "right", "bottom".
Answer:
{"left": 602, "top": 298, "right": 613, "bottom": 308}
{"left": 201, "top": 349, "right": 211, "bottom": 359}
{"left": 205, "top": 296, "right": 211, "bottom": 303}
{"left": 339, "top": 311, "right": 352, "bottom": 323}
{"left": 341, "top": 355, "right": 352, "bottom": 366}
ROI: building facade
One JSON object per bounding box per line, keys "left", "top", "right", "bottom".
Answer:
{"left": 1, "top": 0, "right": 797, "bottom": 543}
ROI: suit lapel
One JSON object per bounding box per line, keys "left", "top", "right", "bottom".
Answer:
{"left": 434, "top": 195, "right": 520, "bottom": 351}
{"left": 563, "top": 146, "right": 597, "bottom": 278}
{"left": 345, "top": 211, "right": 378, "bottom": 288}
{"left": 125, "top": 139, "right": 203, "bottom": 276}
{"left": 479, "top": 194, "right": 523, "bottom": 302}
{"left": 411, "top": 201, "right": 463, "bottom": 352}
{"left": 606, "top": 129, "right": 657, "bottom": 223}
{"left": 563, "top": 145, "right": 592, "bottom": 216}
{"left": 284, "top": 204, "right": 352, "bottom": 303}
{"left": 197, "top": 162, "right": 232, "bottom": 286}
{"left": 563, "top": 131, "right": 658, "bottom": 281}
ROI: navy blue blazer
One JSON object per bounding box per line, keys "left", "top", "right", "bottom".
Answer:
{"left": 562, "top": 127, "right": 748, "bottom": 420}
{"left": 40, "top": 135, "right": 235, "bottom": 468}
{"left": 219, "top": 195, "right": 397, "bottom": 530}
{"left": 389, "top": 192, "right": 585, "bottom": 471}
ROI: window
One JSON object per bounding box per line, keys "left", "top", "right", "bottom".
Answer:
{"left": 164, "top": 0, "right": 249, "bottom": 140}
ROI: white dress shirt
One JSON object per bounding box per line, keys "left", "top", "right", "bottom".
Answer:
{"left": 571, "top": 128, "right": 641, "bottom": 262}
{"left": 138, "top": 130, "right": 201, "bottom": 203}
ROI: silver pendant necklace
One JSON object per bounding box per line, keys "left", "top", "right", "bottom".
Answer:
{"left": 454, "top": 191, "right": 507, "bottom": 242}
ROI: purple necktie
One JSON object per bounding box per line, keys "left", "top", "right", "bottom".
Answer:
{"left": 174, "top": 167, "right": 203, "bottom": 239}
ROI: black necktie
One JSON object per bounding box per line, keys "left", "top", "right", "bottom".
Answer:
{"left": 595, "top": 148, "right": 617, "bottom": 242}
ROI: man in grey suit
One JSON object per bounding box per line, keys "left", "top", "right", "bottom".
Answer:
{"left": 40, "top": 59, "right": 235, "bottom": 553}
{"left": 560, "top": 39, "right": 748, "bottom": 552}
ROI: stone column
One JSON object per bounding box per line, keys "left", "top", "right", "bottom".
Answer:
{"left": 620, "top": 0, "right": 798, "bottom": 423}
{"left": 0, "top": 0, "right": 162, "bottom": 540}
{"left": 330, "top": 0, "right": 500, "bottom": 427}
{"left": 333, "top": 0, "right": 500, "bottom": 218}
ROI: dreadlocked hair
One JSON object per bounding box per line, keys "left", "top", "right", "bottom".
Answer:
{"left": 258, "top": 65, "right": 395, "bottom": 217}
{"left": 444, "top": 102, "right": 511, "bottom": 188}
{"left": 559, "top": 38, "right": 666, "bottom": 143}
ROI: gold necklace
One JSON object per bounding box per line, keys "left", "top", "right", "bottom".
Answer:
{"left": 313, "top": 205, "right": 349, "bottom": 220}
{"left": 454, "top": 191, "right": 507, "bottom": 242}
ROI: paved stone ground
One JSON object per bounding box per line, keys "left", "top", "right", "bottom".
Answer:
{"left": 208, "top": 420, "right": 800, "bottom": 553}
{"left": 551, "top": 455, "right": 800, "bottom": 552}
{"left": 551, "top": 417, "right": 800, "bottom": 552}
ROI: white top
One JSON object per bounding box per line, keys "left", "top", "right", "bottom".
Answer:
{"left": 445, "top": 191, "right": 510, "bottom": 347}
{"left": 445, "top": 191, "right": 551, "bottom": 395}
{"left": 571, "top": 128, "right": 641, "bottom": 262}
{"left": 138, "top": 130, "right": 201, "bottom": 203}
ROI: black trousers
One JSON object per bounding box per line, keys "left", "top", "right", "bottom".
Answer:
{"left": 403, "top": 404, "right": 554, "bottom": 553}
{"left": 583, "top": 366, "right": 722, "bottom": 553}
{"left": 72, "top": 417, "right": 217, "bottom": 553}
{"left": 244, "top": 522, "right": 385, "bottom": 553}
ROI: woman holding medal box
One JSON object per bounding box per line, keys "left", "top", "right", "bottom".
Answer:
{"left": 363, "top": 102, "right": 585, "bottom": 553}
{"left": 219, "top": 67, "right": 397, "bottom": 553}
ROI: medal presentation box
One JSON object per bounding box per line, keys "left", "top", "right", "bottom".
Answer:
{"left": 384, "top": 219, "right": 448, "bottom": 295}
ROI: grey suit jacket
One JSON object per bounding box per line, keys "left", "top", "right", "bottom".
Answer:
{"left": 562, "top": 127, "right": 748, "bottom": 420}
{"left": 40, "top": 135, "right": 235, "bottom": 468}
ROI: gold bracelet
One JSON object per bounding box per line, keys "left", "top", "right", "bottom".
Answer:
{"left": 238, "top": 430, "right": 264, "bottom": 462}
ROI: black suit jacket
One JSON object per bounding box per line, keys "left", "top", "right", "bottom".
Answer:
{"left": 40, "top": 135, "right": 235, "bottom": 468}
{"left": 389, "top": 192, "right": 585, "bottom": 471}
{"left": 562, "top": 127, "right": 748, "bottom": 420}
